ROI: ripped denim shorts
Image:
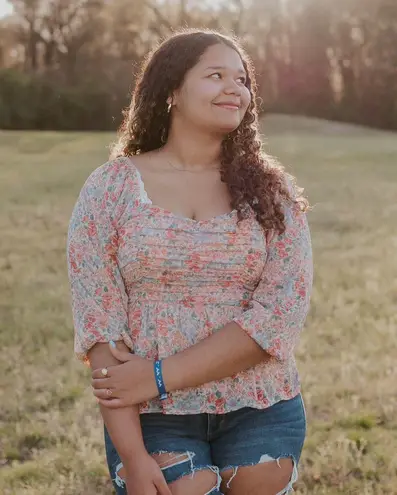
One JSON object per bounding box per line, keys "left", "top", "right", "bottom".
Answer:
{"left": 104, "top": 393, "right": 306, "bottom": 495}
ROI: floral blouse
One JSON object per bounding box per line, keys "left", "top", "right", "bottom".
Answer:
{"left": 67, "top": 157, "right": 313, "bottom": 414}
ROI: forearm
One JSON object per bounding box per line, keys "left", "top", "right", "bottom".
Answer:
{"left": 162, "top": 321, "right": 268, "bottom": 392}
{"left": 89, "top": 342, "right": 146, "bottom": 460}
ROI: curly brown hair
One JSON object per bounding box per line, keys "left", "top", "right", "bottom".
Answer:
{"left": 110, "top": 29, "right": 309, "bottom": 235}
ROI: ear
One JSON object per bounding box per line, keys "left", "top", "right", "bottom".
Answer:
{"left": 167, "top": 89, "right": 180, "bottom": 107}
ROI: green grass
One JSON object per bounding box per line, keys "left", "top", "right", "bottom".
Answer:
{"left": 1, "top": 115, "right": 396, "bottom": 494}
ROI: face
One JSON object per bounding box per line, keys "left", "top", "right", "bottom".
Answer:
{"left": 170, "top": 43, "right": 251, "bottom": 135}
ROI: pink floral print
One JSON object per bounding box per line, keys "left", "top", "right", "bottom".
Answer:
{"left": 67, "top": 157, "right": 313, "bottom": 414}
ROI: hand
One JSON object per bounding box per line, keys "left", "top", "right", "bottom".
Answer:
{"left": 91, "top": 343, "right": 158, "bottom": 408}
{"left": 122, "top": 453, "right": 172, "bottom": 495}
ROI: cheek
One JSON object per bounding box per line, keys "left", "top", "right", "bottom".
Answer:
{"left": 184, "top": 80, "right": 220, "bottom": 109}
{"left": 241, "top": 88, "right": 252, "bottom": 112}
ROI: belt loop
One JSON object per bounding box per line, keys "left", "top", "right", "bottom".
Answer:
{"left": 206, "top": 413, "right": 211, "bottom": 441}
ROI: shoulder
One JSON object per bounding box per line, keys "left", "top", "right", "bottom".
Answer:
{"left": 83, "top": 156, "right": 137, "bottom": 195}
{"left": 80, "top": 156, "right": 141, "bottom": 207}
{"left": 71, "top": 156, "right": 143, "bottom": 227}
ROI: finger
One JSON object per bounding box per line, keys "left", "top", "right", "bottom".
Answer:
{"left": 109, "top": 341, "right": 134, "bottom": 362}
{"left": 155, "top": 475, "right": 172, "bottom": 495}
{"left": 143, "top": 485, "right": 157, "bottom": 495}
{"left": 91, "top": 367, "right": 113, "bottom": 380}
{"left": 97, "top": 398, "right": 126, "bottom": 408}
{"left": 91, "top": 378, "right": 111, "bottom": 389}
{"left": 92, "top": 388, "right": 118, "bottom": 400}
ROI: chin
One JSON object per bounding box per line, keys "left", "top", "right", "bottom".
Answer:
{"left": 213, "top": 119, "right": 242, "bottom": 135}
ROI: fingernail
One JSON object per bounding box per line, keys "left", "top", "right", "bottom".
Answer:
{"left": 110, "top": 340, "right": 116, "bottom": 348}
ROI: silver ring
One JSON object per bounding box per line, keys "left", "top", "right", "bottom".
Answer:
{"left": 106, "top": 389, "right": 112, "bottom": 397}
{"left": 101, "top": 367, "right": 108, "bottom": 377}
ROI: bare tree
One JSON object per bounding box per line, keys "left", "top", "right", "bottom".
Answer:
{"left": 10, "top": 0, "right": 42, "bottom": 70}
{"left": 1, "top": 0, "right": 397, "bottom": 130}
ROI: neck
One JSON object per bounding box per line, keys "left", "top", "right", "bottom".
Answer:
{"left": 162, "top": 119, "right": 223, "bottom": 171}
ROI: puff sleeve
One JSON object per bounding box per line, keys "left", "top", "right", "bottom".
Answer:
{"left": 67, "top": 166, "right": 133, "bottom": 363}
{"left": 233, "top": 202, "right": 313, "bottom": 361}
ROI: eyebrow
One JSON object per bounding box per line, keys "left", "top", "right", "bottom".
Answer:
{"left": 206, "top": 65, "right": 247, "bottom": 75}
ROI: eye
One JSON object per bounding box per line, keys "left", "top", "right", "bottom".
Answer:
{"left": 209, "top": 72, "right": 222, "bottom": 80}
{"left": 237, "top": 76, "right": 247, "bottom": 85}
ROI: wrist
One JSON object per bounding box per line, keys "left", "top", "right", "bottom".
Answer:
{"left": 162, "top": 354, "right": 185, "bottom": 393}
{"left": 144, "top": 359, "right": 159, "bottom": 401}
{"left": 117, "top": 436, "right": 147, "bottom": 462}
{"left": 122, "top": 448, "right": 151, "bottom": 469}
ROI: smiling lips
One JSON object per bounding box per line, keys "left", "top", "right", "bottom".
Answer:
{"left": 214, "top": 102, "right": 241, "bottom": 110}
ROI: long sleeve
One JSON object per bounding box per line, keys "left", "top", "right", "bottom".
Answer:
{"left": 233, "top": 202, "right": 313, "bottom": 361}
{"left": 67, "top": 168, "right": 133, "bottom": 363}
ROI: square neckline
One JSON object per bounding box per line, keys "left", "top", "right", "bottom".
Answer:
{"left": 123, "top": 156, "right": 238, "bottom": 225}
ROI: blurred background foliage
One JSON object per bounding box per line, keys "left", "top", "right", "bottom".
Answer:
{"left": 0, "top": 0, "right": 396, "bottom": 131}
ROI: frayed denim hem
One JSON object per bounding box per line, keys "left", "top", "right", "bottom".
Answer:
{"left": 221, "top": 453, "right": 298, "bottom": 494}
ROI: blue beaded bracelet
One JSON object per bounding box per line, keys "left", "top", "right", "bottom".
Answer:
{"left": 154, "top": 360, "right": 168, "bottom": 401}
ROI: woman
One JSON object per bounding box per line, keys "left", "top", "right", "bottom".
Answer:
{"left": 67, "top": 29, "right": 313, "bottom": 495}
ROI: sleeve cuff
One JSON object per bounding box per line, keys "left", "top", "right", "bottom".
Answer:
{"left": 232, "top": 303, "right": 289, "bottom": 361}
{"left": 74, "top": 329, "right": 134, "bottom": 365}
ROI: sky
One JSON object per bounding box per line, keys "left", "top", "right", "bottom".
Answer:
{"left": 0, "top": 0, "right": 12, "bottom": 18}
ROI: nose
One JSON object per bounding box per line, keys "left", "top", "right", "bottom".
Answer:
{"left": 223, "top": 79, "right": 242, "bottom": 96}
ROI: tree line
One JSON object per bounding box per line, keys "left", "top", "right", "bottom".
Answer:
{"left": 0, "top": 0, "right": 396, "bottom": 131}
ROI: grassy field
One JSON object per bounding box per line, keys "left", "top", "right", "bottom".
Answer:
{"left": 0, "top": 114, "right": 396, "bottom": 494}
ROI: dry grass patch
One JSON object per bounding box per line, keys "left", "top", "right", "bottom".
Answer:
{"left": 0, "top": 115, "right": 396, "bottom": 494}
